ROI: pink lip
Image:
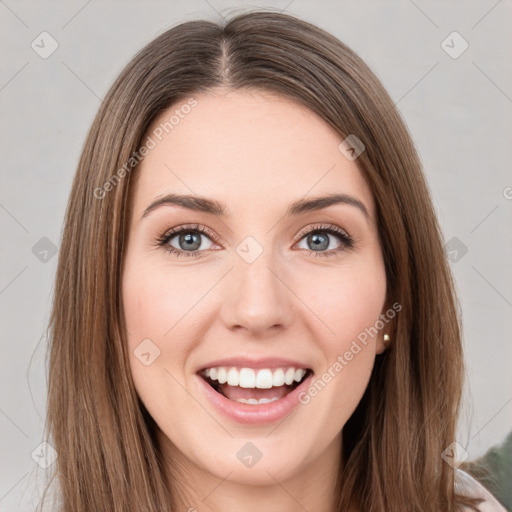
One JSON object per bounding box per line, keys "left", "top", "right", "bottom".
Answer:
{"left": 196, "top": 356, "right": 311, "bottom": 372}
{"left": 196, "top": 370, "right": 314, "bottom": 425}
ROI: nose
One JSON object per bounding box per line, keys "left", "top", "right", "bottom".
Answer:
{"left": 220, "top": 250, "right": 294, "bottom": 337}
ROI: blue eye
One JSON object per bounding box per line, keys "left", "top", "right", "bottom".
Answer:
{"left": 156, "top": 223, "right": 354, "bottom": 258}
{"left": 156, "top": 224, "right": 217, "bottom": 258}
{"left": 294, "top": 224, "right": 354, "bottom": 257}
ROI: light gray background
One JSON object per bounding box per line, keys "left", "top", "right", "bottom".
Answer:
{"left": 1, "top": 0, "right": 511, "bottom": 509}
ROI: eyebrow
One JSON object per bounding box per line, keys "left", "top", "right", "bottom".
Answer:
{"left": 141, "top": 192, "right": 370, "bottom": 220}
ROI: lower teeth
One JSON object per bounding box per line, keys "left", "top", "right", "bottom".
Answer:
{"left": 234, "top": 397, "right": 280, "bottom": 405}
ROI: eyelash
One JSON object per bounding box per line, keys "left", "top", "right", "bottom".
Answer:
{"left": 155, "top": 223, "right": 354, "bottom": 259}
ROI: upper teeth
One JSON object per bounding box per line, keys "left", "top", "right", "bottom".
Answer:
{"left": 203, "top": 367, "right": 307, "bottom": 389}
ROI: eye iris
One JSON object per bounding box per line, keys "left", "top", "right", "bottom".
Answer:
{"left": 179, "top": 232, "right": 201, "bottom": 251}
{"left": 308, "top": 232, "right": 329, "bottom": 251}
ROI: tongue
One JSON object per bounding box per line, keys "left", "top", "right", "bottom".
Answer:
{"left": 220, "top": 383, "right": 293, "bottom": 401}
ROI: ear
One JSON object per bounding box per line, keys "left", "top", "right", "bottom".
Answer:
{"left": 376, "top": 298, "right": 395, "bottom": 354}
{"left": 376, "top": 332, "right": 387, "bottom": 355}
{"left": 376, "top": 332, "right": 389, "bottom": 354}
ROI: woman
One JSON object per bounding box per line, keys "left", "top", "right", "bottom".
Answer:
{"left": 40, "top": 10, "right": 505, "bottom": 512}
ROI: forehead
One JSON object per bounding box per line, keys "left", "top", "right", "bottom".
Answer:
{"left": 131, "top": 89, "right": 375, "bottom": 220}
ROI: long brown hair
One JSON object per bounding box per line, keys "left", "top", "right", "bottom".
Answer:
{"left": 41, "top": 10, "right": 482, "bottom": 511}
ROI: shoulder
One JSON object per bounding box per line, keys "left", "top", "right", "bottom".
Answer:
{"left": 455, "top": 469, "right": 507, "bottom": 511}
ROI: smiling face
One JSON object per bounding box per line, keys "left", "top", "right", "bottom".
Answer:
{"left": 121, "top": 88, "right": 388, "bottom": 504}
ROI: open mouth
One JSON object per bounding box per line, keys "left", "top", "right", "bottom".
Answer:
{"left": 199, "top": 367, "right": 314, "bottom": 405}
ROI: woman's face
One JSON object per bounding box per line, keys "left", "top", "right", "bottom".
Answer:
{"left": 122, "top": 88, "right": 387, "bottom": 491}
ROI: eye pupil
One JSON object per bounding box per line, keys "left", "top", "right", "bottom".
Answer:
{"left": 308, "top": 233, "right": 329, "bottom": 251}
{"left": 180, "top": 232, "right": 201, "bottom": 251}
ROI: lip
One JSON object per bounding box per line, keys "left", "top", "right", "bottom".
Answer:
{"left": 196, "top": 356, "right": 311, "bottom": 372}
{"left": 196, "top": 369, "right": 314, "bottom": 425}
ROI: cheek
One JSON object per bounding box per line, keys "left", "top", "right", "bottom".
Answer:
{"left": 296, "top": 265, "right": 385, "bottom": 427}
{"left": 294, "top": 256, "right": 386, "bottom": 408}
{"left": 121, "top": 263, "right": 189, "bottom": 416}
{"left": 122, "top": 260, "right": 198, "bottom": 423}
{"left": 122, "top": 276, "right": 171, "bottom": 345}
{"left": 122, "top": 258, "right": 207, "bottom": 354}
{"left": 299, "top": 260, "right": 386, "bottom": 348}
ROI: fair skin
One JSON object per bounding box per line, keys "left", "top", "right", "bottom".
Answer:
{"left": 122, "top": 88, "right": 388, "bottom": 512}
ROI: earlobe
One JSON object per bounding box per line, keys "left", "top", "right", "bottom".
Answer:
{"left": 376, "top": 333, "right": 390, "bottom": 354}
